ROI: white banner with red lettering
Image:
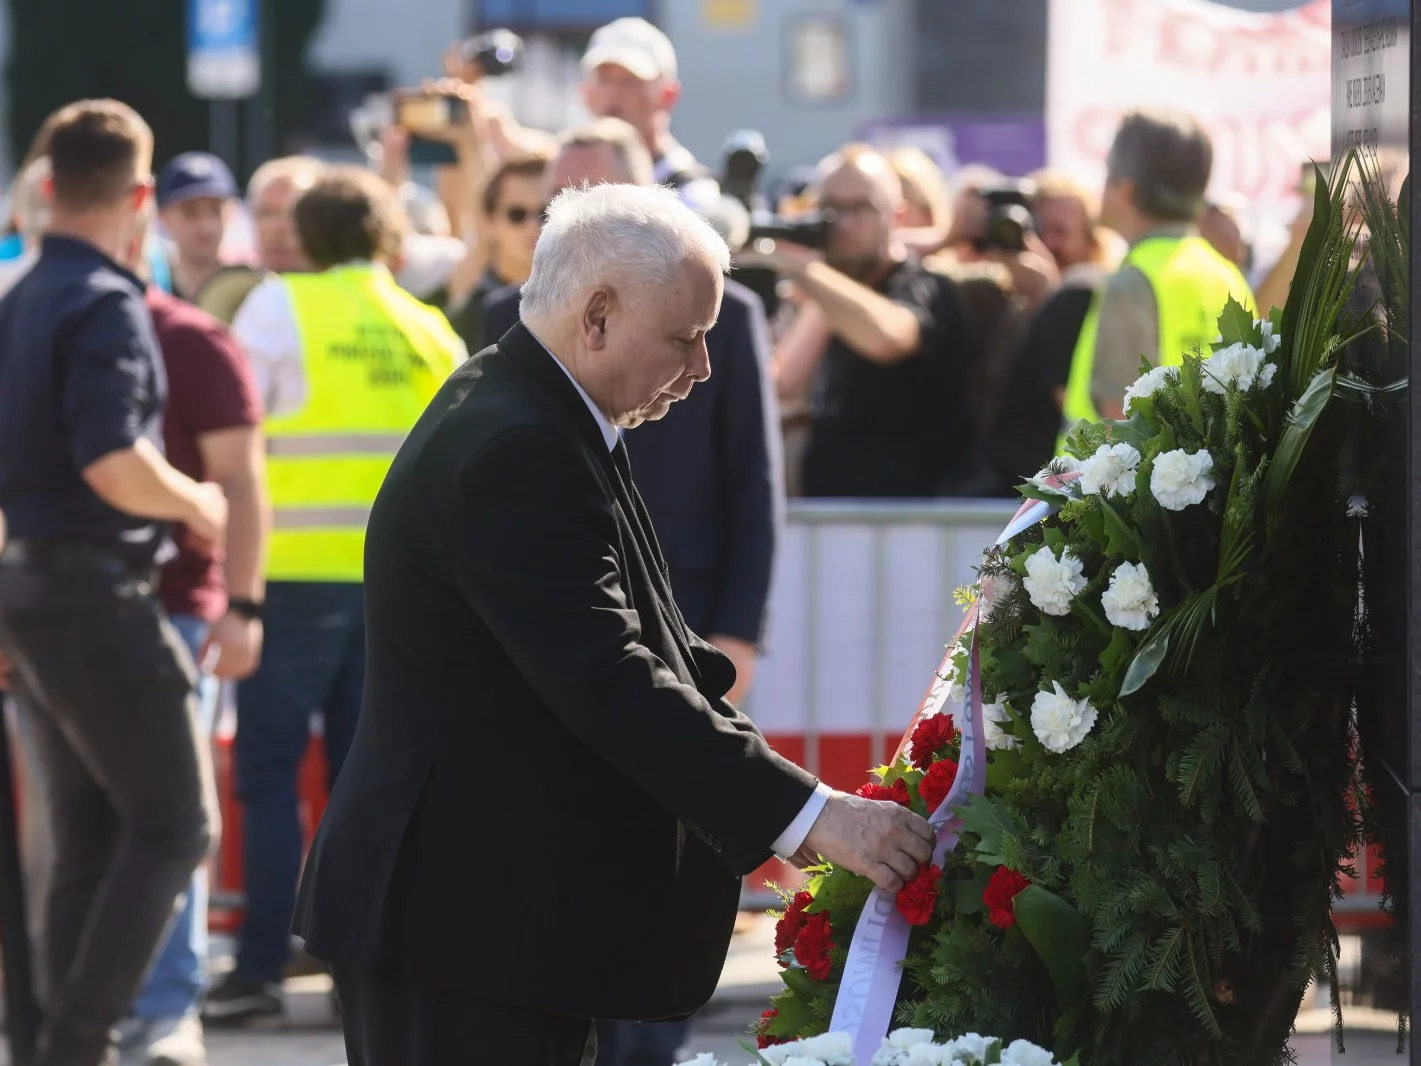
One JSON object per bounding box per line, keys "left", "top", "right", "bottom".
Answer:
{"left": 1046, "top": 0, "right": 1331, "bottom": 249}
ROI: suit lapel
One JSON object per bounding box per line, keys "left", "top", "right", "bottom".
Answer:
{"left": 605, "top": 446, "right": 702, "bottom": 686}
{"left": 500, "top": 324, "right": 703, "bottom": 686}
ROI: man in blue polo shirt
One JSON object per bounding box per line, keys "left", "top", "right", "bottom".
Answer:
{"left": 0, "top": 99, "right": 227, "bottom": 1066}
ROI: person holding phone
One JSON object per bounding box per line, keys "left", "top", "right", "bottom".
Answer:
{"left": 442, "top": 150, "right": 550, "bottom": 351}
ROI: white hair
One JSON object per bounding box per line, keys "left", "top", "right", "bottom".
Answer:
{"left": 519, "top": 183, "right": 730, "bottom": 327}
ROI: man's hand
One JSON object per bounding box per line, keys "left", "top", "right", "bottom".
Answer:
{"left": 800, "top": 791, "right": 935, "bottom": 895}
{"left": 735, "top": 239, "right": 822, "bottom": 280}
{"left": 986, "top": 231, "right": 1061, "bottom": 308}
{"left": 201, "top": 611, "right": 263, "bottom": 680}
{"left": 707, "top": 633, "right": 757, "bottom": 706}
{"left": 184, "top": 482, "right": 228, "bottom": 552}
{"left": 377, "top": 125, "right": 412, "bottom": 190}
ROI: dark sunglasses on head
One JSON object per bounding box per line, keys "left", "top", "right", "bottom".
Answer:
{"left": 502, "top": 205, "right": 546, "bottom": 225}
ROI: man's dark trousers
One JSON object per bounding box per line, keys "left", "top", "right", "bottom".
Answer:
{"left": 233, "top": 579, "right": 364, "bottom": 983}
{"left": 331, "top": 964, "right": 598, "bottom": 1066}
{"left": 0, "top": 556, "right": 217, "bottom": 1066}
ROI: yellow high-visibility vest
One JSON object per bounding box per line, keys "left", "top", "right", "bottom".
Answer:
{"left": 264, "top": 264, "right": 460, "bottom": 582}
{"left": 1059, "top": 236, "right": 1253, "bottom": 448}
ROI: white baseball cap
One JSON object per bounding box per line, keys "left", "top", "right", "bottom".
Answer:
{"left": 581, "top": 17, "right": 678, "bottom": 82}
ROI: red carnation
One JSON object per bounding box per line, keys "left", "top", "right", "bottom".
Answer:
{"left": 983, "top": 866, "right": 1030, "bottom": 929}
{"left": 909, "top": 712, "right": 956, "bottom": 769}
{"left": 895, "top": 864, "right": 942, "bottom": 926}
{"left": 774, "top": 890, "right": 813, "bottom": 960}
{"left": 756, "top": 1008, "right": 789, "bottom": 1048}
{"left": 793, "top": 911, "right": 835, "bottom": 981}
{"left": 855, "top": 778, "right": 911, "bottom": 807}
{"left": 918, "top": 757, "right": 959, "bottom": 814}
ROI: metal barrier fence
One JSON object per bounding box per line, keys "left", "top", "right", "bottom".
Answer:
{"left": 197, "top": 497, "right": 1388, "bottom": 926}
{"left": 745, "top": 498, "right": 1018, "bottom": 784}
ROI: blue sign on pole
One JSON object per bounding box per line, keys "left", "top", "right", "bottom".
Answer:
{"left": 187, "top": 0, "right": 260, "bottom": 100}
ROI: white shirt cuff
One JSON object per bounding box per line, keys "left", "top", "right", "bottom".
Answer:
{"left": 771, "top": 781, "right": 834, "bottom": 860}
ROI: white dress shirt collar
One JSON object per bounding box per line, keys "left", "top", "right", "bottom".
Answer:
{"left": 527, "top": 327, "right": 619, "bottom": 452}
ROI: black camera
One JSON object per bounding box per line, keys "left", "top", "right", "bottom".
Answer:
{"left": 458, "top": 29, "right": 524, "bottom": 78}
{"left": 973, "top": 181, "right": 1037, "bottom": 254}
{"left": 746, "top": 210, "right": 836, "bottom": 252}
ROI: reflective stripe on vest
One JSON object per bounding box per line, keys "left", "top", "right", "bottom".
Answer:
{"left": 264, "top": 264, "right": 461, "bottom": 582}
{"left": 1059, "top": 236, "right": 1253, "bottom": 450}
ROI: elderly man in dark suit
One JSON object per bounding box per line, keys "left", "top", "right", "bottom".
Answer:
{"left": 481, "top": 117, "right": 777, "bottom": 710}
{"left": 293, "top": 183, "right": 933, "bottom": 1066}
{"left": 480, "top": 118, "right": 783, "bottom": 1066}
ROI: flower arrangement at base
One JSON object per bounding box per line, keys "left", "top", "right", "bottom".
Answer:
{"left": 674, "top": 1028, "right": 1064, "bottom": 1066}
{"left": 756, "top": 154, "right": 1404, "bottom": 1065}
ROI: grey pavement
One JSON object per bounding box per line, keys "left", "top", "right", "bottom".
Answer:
{"left": 2, "top": 917, "right": 1406, "bottom": 1064}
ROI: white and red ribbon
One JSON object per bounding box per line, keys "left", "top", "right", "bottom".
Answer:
{"left": 827, "top": 491, "right": 1066, "bottom": 1063}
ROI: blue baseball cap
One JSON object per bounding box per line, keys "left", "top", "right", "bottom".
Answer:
{"left": 156, "top": 152, "right": 238, "bottom": 208}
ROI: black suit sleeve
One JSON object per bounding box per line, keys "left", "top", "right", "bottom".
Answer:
{"left": 706, "top": 292, "right": 781, "bottom": 647}
{"left": 448, "top": 426, "right": 816, "bottom": 871}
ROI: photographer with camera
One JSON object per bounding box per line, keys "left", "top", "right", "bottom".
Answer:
{"left": 937, "top": 167, "right": 1061, "bottom": 310}
{"left": 753, "top": 144, "right": 976, "bottom": 499}
{"left": 977, "top": 171, "right": 1121, "bottom": 494}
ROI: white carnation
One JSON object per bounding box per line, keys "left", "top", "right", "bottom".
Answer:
{"left": 1258, "top": 362, "right": 1277, "bottom": 389}
{"left": 674, "top": 1056, "right": 721, "bottom": 1066}
{"left": 1122, "top": 365, "right": 1178, "bottom": 414}
{"left": 1201, "top": 342, "right": 1272, "bottom": 395}
{"left": 999, "top": 1040, "right": 1061, "bottom": 1066}
{"left": 1023, "top": 546, "right": 1087, "bottom": 617}
{"left": 1150, "top": 448, "right": 1216, "bottom": 511}
{"left": 1100, "top": 561, "right": 1159, "bottom": 631}
{"left": 872, "top": 1029, "right": 939, "bottom": 1066}
{"left": 901, "top": 1044, "right": 955, "bottom": 1066}
{"left": 1031, "top": 681, "right": 1099, "bottom": 754}
{"left": 1255, "top": 318, "right": 1281, "bottom": 353}
{"left": 762, "top": 1032, "right": 854, "bottom": 1066}
{"left": 982, "top": 696, "right": 1019, "bottom": 751}
{"left": 977, "top": 572, "right": 1017, "bottom": 622}
{"left": 944, "top": 1033, "right": 995, "bottom": 1062}
{"left": 1078, "top": 442, "right": 1141, "bottom": 498}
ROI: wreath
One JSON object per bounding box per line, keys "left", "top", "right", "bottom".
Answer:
{"left": 750, "top": 152, "right": 1408, "bottom": 1066}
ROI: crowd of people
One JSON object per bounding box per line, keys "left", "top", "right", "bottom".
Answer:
{"left": 0, "top": 13, "right": 1320, "bottom": 1066}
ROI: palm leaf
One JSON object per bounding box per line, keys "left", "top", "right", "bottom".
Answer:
{"left": 1262, "top": 365, "right": 1336, "bottom": 514}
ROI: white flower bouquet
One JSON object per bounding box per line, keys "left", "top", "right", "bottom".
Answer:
{"left": 675, "top": 1028, "right": 1063, "bottom": 1066}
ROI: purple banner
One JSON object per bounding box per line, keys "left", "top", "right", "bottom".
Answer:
{"left": 857, "top": 113, "right": 1047, "bottom": 180}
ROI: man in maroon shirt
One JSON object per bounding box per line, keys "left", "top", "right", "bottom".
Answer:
{"left": 133, "top": 285, "right": 269, "bottom": 1065}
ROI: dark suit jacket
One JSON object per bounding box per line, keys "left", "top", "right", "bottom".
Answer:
{"left": 481, "top": 278, "right": 779, "bottom": 644}
{"left": 292, "top": 324, "right": 816, "bottom": 1022}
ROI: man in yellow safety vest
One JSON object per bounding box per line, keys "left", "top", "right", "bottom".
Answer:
{"left": 208, "top": 166, "right": 464, "bottom": 1024}
{"left": 1060, "top": 110, "right": 1253, "bottom": 443}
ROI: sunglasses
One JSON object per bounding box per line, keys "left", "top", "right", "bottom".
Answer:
{"left": 501, "top": 205, "right": 546, "bottom": 225}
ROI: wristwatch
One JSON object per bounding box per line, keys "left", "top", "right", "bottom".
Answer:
{"left": 227, "top": 597, "right": 264, "bottom": 622}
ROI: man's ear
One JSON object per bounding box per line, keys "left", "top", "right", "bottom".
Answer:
{"left": 582, "top": 287, "right": 613, "bottom": 350}
{"left": 660, "top": 79, "right": 681, "bottom": 113}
